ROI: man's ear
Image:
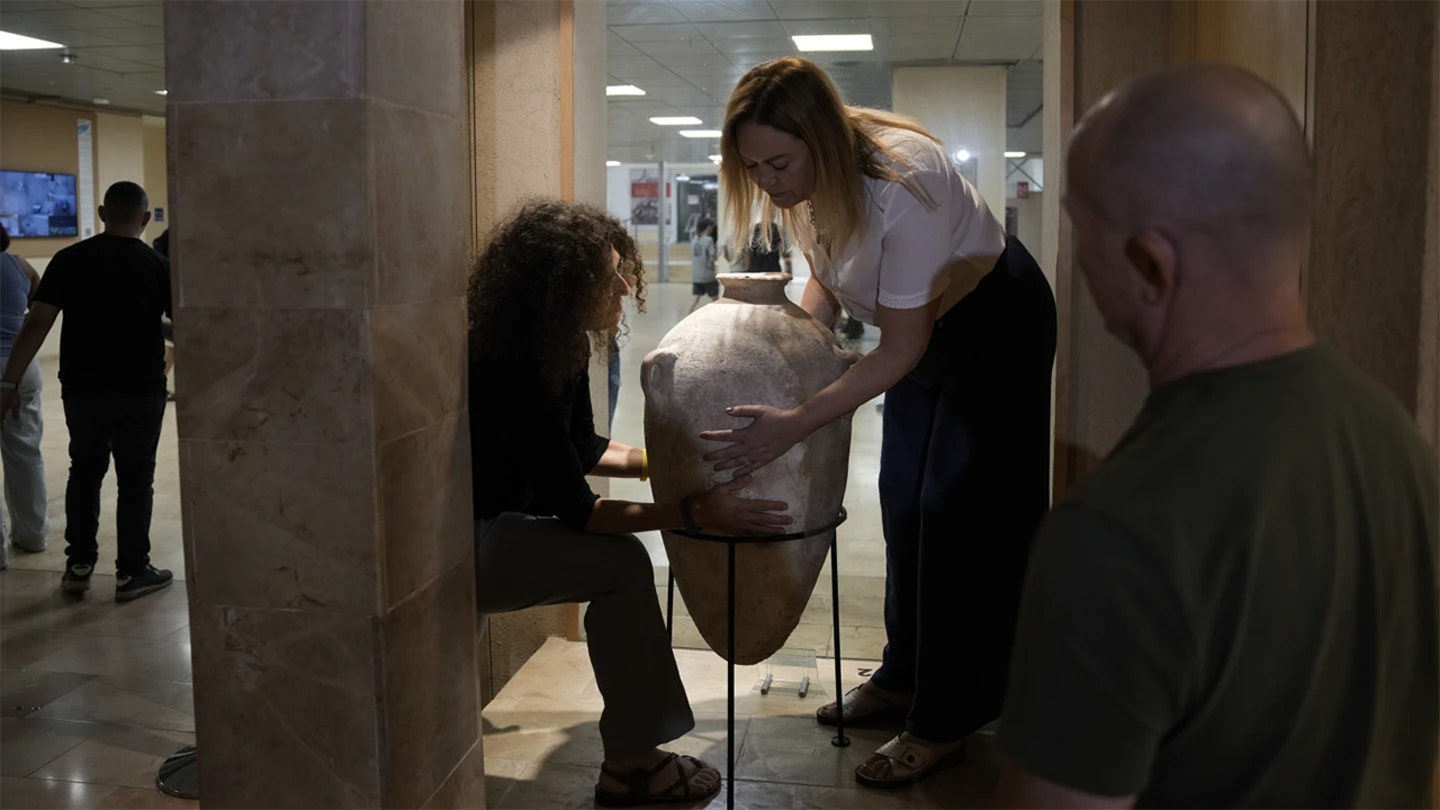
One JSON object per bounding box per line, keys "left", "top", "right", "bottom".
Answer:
{"left": 1125, "top": 228, "right": 1178, "bottom": 305}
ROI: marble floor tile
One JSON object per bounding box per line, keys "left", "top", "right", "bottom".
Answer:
{"left": 32, "top": 677, "right": 195, "bottom": 733}
{"left": 0, "top": 717, "right": 89, "bottom": 776}
{"left": 0, "top": 776, "right": 121, "bottom": 809}
{"left": 732, "top": 714, "right": 894, "bottom": 788}
{"left": 492, "top": 761, "right": 600, "bottom": 809}
{"left": 481, "top": 756, "right": 537, "bottom": 810}
{"left": 21, "top": 635, "right": 192, "bottom": 685}
{"left": 480, "top": 641, "right": 999, "bottom": 808}
{"left": 31, "top": 724, "right": 193, "bottom": 789}
{"left": 1, "top": 670, "right": 95, "bottom": 718}
{"left": 94, "top": 786, "right": 196, "bottom": 809}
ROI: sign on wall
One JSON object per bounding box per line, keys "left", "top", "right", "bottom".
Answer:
{"left": 76, "top": 119, "right": 94, "bottom": 238}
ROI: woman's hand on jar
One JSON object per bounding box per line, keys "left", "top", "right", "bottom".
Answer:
{"left": 699, "top": 405, "right": 809, "bottom": 476}
{"left": 692, "top": 475, "right": 792, "bottom": 536}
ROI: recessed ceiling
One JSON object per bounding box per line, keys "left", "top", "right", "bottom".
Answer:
{"left": 604, "top": 0, "right": 1043, "bottom": 164}
{"left": 0, "top": 0, "right": 1043, "bottom": 163}
{"left": 0, "top": 0, "right": 165, "bottom": 115}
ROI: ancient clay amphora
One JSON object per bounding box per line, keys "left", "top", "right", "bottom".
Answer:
{"left": 642, "top": 272, "right": 857, "bottom": 664}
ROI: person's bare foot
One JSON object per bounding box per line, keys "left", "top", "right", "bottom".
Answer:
{"left": 597, "top": 749, "right": 721, "bottom": 805}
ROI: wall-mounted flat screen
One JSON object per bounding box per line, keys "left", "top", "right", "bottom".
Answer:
{"left": 0, "top": 170, "right": 79, "bottom": 237}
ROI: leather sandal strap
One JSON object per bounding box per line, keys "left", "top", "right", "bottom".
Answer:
{"left": 874, "top": 736, "right": 933, "bottom": 772}
{"left": 657, "top": 753, "right": 704, "bottom": 799}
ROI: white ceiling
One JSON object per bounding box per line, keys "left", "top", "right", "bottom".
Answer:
{"left": 0, "top": 0, "right": 166, "bottom": 115}
{"left": 0, "top": 0, "right": 1042, "bottom": 162}
{"left": 604, "top": 0, "right": 1044, "bottom": 163}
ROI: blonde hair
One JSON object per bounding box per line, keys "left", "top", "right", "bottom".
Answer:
{"left": 720, "top": 57, "right": 939, "bottom": 261}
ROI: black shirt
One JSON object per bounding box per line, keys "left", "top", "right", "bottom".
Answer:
{"left": 35, "top": 233, "right": 171, "bottom": 398}
{"left": 469, "top": 360, "right": 608, "bottom": 530}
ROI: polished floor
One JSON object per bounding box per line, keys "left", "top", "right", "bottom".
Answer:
{"left": 483, "top": 638, "right": 1001, "bottom": 809}
{"left": 0, "top": 280, "right": 897, "bottom": 806}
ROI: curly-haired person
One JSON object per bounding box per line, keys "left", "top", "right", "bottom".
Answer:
{"left": 467, "top": 200, "right": 792, "bottom": 807}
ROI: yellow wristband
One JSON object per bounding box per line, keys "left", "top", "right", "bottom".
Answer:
{"left": 640, "top": 449, "right": 649, "bottom": 482}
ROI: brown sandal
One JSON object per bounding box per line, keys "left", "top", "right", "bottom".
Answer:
{"left": 594, "top": 752, "right": 722, "bottom": 807}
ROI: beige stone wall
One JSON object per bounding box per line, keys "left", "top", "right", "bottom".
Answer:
{"left": 1052, "top": 0, "right": 1175, "bottom": 491}
{"left": 1419, "top": 6, "right": 1440, "bottom": 456}
{"left": 1307, "top": 1, "right": 1437, "bottom": 435}
{"left": 469, "top": 0, "right": 607, "bottom": 701}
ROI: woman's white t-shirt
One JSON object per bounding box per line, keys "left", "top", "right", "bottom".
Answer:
{"left": 803, "top": 125, "right": 1006, "bottom": 326}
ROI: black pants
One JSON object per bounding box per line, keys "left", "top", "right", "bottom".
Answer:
{"left": 869, "top": 236, "right": 1058, "bottom": 742}
{"left": 62, "top": 394, "right": 166, "bottom": 575}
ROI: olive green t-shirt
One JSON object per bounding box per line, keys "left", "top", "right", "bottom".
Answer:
{"left": 1000, "top": 346, "right": 1439, "bottom": 807}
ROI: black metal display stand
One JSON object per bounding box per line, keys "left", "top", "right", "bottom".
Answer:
{"left": 666, "top": 508, "right": 851, "bottom": 810}
{"left": 156, "top": 744, "right": 199, "bottom": 799}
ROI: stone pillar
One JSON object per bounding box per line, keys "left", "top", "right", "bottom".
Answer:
{"left": 1307, "top": 0, "right": 1439, "bottom": 454}
{"left": 166, "top": 1, "right": 481, "bottom": 806}
{"left": 892, "top": 66, "right": 1009, "bottom": 223}
{"left": 1051, "top": 0, "right": 1315, "bottom": 493}
{"left": 467, "top": 0, "right": 609, "bottom": 700}
{"left": 1050, "top": 0, "right": 1177, "bottom": 492}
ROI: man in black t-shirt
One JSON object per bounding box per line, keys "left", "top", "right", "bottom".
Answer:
{"left": 0, "top": 181, "right": 174, "bottom": 602}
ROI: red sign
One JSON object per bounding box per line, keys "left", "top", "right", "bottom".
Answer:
{"left": 1017, "top": 181, "right": 1030, "bottom": 198}
{"left": 631, "top": 181, "right": 658, "bottom": 199}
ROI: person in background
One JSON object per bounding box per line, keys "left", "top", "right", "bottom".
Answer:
{"left": 0, "top": 222, "right": 49, "bottom": 568}
{"left": 687, "top": 218, "right": 718, "bottom": 314}
{"left": 742, "top": 221, "right": 789, "bottom": 274}
{"left": 467, "top": 200, "right": 794, "bottom": 806}
{"left": 0, "top": 181, "right": 174, "bottom": 602}
{"left": 708, "top": 56, "right": 1057, "bottom": 788}
{"left": 996, "top": 64, "right": 1438, "bottom": 808}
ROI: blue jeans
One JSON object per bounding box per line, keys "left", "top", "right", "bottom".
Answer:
{"left": 0, "top": 355, "right": 49, "bottom": 562}
{"left": 869, "top": 236, "right": 1057, "bottom": 742}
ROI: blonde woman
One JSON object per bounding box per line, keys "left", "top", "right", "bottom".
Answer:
{"left": 701, "top": 57, "right": 1057, "bottom": 788}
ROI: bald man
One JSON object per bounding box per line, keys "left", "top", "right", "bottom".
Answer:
{"left": 995, "top": 65, "right": 1439, "bottom": 807}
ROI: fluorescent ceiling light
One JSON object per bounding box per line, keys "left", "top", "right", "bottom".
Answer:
{"left": 0, "top": 30, "right": 64, "bottom": 50}
{"left": 650, "top": 116, "right": 703, "bottom": 126}
{"left": 792, "top": 34, "right": 873, "bottom": 52}
{"left": 607, "top": 85, "right": 646, "bottom": 96}
{"left": 606, "top": 160, "right": 621, "bottom": 167}
{"left": 674, "top": 175, "right": 690, "bottom": 181}
{"left": 155, "top": 89, "right": 168, "bottom": 96}
{"left": 1004, "top": 151, "right": 1026, "bottom": 158}
{"left": 954, "top": 148, "right": 971, "bottom": 162}
{"left": 680, "top": 130, "right": 722, "bottom": 138}
{"left": 709, "top": 154, "right": 723, "bottom": 163}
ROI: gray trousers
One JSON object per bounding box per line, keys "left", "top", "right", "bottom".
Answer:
{"left": 474, "top": 513, "right": 694, "bottom": 759}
